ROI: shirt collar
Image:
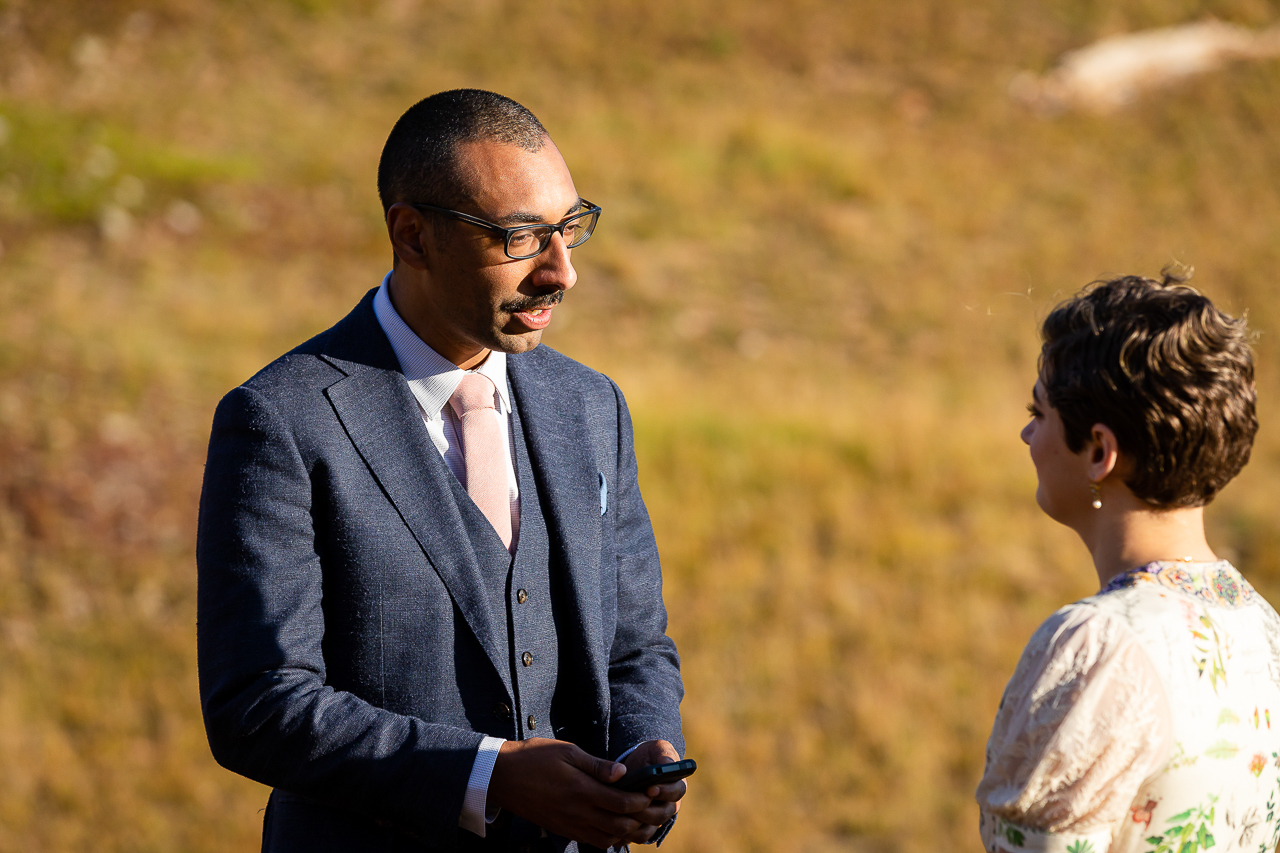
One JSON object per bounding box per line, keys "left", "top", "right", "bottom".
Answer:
{"left": 372, "top": 272, "right": 510, "bottom": 417}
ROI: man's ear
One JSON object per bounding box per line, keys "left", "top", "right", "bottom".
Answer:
{"left": 1085, "top": 423, "right": 1122, "bottom": 483}
{"left": 386, "top": 203, "right": 433, "bottom": 271}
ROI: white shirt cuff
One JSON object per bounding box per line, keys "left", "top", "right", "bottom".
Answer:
{"left": 459, "top": 736, "right": 505, "bottom": 837}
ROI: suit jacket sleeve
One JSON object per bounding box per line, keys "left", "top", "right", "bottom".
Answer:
{"left": 603, "top": 380, "right": 685, "bottom": 757}
{"left": 196, "top": 384, "right": 478, "bottom": 841}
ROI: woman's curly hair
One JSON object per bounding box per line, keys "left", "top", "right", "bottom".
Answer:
{"left": 1039, "top": 269, "right": 1257, "bottom": 508}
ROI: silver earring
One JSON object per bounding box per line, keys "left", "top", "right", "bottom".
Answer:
{"left": 1090, "top": 482, "right": 1102, "bottom": 510}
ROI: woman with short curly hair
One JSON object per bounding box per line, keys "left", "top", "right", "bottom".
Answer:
{"left": 976, "top": 271, "right": 1280, "bottom": 853}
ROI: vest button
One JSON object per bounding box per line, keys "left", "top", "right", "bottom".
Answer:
{"left": 526, "top": 715, "right": 536, "bottom": 730}
{"left": 522, "top": 651, "right": 533, "bottom": 667}
{"left": 493, "top": 702, "right": 512, "bottom": 721}
{"left": 516, "top": 589, "right": 528, "bottom": 604}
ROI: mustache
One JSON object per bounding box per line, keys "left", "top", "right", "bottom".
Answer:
{"left": 502, "top": 291, "right": 564, "bottom": 313}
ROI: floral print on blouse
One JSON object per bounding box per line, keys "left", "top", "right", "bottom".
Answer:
{"left": 977, "top": 562, "right": 1280, "bottom": 853}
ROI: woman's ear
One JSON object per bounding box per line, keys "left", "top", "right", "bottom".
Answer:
{"left": 1086, "top": 423, "right": 1121, "bottom": 483}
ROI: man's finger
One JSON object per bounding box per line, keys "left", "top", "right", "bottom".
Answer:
{"left": 584, "top": 831, "right": 625, "bottom": 851}
{"left": 621, "top": 820, "right": 665, "bottom": 846}
{"left": 559, "top": 751, "right": 651, "bottom": 814}
{"left": 573, "top": 750, "right": 627, "bottom": 784}
{"left": 591, "top": 812, "right": 646, "bottom": 842}
{"left": 646, "top": 779, "right": 688, "bottom": 801}
{"left": 594, "top": 785, "right": 654, "bottom": 815}
{"left": 632, "top": 798, "right": 678, "bottom": 827}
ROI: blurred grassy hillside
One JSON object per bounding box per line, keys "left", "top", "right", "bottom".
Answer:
{"left": 2, "top": 0, "right": 1280, "bottom": 850}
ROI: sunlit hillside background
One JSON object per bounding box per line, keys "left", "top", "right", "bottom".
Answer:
{"left": 2, "top": 0, "right": 1279, "bottom": 850}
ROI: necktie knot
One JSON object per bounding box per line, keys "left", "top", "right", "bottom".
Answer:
{"left": 449, "top": 373, "right": 497, "bottom": 418}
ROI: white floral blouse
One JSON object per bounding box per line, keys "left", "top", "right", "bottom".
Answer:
{"left": 977, "top": 561, "right": 1280, "bottom": 853}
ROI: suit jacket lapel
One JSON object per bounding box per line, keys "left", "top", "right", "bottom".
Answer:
{"left": 508, "top": 353, "right": 608, "bottom": 690}
{"left": 317, "top": 292, "right": 513, "bottom": 696}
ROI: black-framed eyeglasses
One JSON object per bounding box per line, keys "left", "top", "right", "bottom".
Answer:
{"left": 411, "top": 199, "right": 602, "bottom": 260}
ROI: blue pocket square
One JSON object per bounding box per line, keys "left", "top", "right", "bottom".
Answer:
{"left": 599, "top": 472, "right": 608, "bottom": 516}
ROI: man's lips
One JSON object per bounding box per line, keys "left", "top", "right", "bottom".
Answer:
{"left": 506, "top": 293, "right": 562, "bottom": 332}
{"left": 511, "top": 304, "right": 555, "bottom": 331}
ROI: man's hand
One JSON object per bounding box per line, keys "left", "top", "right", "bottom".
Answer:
{"left": 619, "top": 739, "right": 687, "bottom": 842}
{"left": 487, "top": 739, "right": 659, "bottom": 849}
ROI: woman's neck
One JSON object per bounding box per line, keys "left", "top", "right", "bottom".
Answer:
{"left": 1082, "top": 501, "right": 1217, "bottom": 589}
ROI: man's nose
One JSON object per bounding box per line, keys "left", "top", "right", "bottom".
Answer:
{"left": 1020, "top": 421, "right": 1033, "bottom": 446}
{"left": 533, "top": 232, "right": 577, "bottom": 291}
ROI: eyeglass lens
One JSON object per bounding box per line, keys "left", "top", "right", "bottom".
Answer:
{"left": 505, "top": 209, "right": 599, "bottom": 259}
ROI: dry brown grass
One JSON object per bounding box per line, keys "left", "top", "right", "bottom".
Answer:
{"left": 2, "top": 1, "right": 1280, "bottom": 850}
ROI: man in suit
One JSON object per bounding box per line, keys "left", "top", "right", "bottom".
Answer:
{"left": 196, "top": 89, "right": 686, "bottom": 852}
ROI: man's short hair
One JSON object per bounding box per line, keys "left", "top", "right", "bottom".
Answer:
{"left": 1039, "top": 270, "right": 1257, "bottom": 508}
{"left": 377, "top": 89, "right": 547, "bottom": 214}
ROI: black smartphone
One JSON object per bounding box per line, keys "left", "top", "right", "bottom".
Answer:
{"left": 614, "top": 759, "right": 697, "bottom": 792}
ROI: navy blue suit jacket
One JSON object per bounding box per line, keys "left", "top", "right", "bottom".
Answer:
{"left": 196, "top": 290, "right": 684, "bottom": 850}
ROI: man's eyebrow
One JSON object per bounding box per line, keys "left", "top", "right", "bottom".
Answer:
{"left": 493, "top": 198, "right": 586, "bottom": 227}
{"left": 1032, "top": 384, "right": 1043, "bottom": 404}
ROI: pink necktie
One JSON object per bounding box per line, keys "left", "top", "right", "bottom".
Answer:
{"left": 448, "top": 374, "right": 512, "bottom": 550}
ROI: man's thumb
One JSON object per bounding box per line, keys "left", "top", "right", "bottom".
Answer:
{"left": 576, "top": 751, "right": 626, "bottom": 784}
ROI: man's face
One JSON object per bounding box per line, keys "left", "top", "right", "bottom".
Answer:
{"left": 416, "top": 137, "right": 582, "bottom": 361}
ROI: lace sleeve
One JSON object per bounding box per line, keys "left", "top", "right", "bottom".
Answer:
{"left": 976, "top": 604, "right": 1173, "bottom": 853}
